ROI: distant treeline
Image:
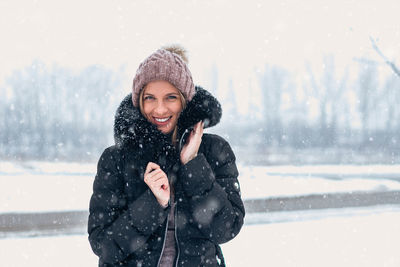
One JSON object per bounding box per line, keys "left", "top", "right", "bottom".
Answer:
{"left": 1, "top": 57, "right": 400, "bottom": 162}
{"left": 215, "top": 55, "right": 400, "bottom": 158}
{"left": 0, "top": 61, "right": 124, "bottom": 161}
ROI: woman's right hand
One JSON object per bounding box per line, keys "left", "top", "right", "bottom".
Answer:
{"left": 144, "top": 162, "right": 170, "bottom": 208}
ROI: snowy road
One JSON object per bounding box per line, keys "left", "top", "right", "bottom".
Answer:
{"left": 1, "top": 191, "right": 400, "bottom": 238}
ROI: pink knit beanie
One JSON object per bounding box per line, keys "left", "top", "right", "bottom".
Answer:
{"left": 132, "top": 45, "right": 196, "bottom": 107}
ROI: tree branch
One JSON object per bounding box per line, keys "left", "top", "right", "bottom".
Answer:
{"left": 370, "top": 36, "right": 400, "bottom": 78}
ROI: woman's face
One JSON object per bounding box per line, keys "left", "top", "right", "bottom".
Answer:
{"left": 142, "top": 80, "right": 183, "bottom": 134}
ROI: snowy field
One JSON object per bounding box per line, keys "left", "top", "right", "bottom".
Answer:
{"left": 1, "top": 161, "right": 400, "bottom": 266}
{"left": 1, "top": 161, "right": 400, "bottom": 213}
{"left": 0, "top": 207, "right": 399, "bottom": 267}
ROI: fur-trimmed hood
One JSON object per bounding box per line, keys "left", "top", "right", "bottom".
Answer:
{"left": 113, "top": 86, "right": 222, "bottom": 162}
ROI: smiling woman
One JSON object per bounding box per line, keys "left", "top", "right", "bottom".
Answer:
{"left": 87, "top": 45, "right": 245, "bottom": 266}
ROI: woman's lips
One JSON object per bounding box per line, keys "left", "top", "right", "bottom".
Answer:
{"left": 153, "top": 116, "right": 172, "bottom": 126}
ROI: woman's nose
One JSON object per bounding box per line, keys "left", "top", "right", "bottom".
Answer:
{"left": 154, "top": 101, "right": 168, "bottom": 114}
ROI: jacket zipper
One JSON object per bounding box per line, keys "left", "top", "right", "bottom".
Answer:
{"left": 174, "top": 202, "right": 180, "bottom": 267}
{"left": 156, "top": 212, "right": 169, "bottom": 267}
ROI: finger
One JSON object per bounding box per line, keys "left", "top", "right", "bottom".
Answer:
{"left": 146, "top": 168, "right": 163, "bottom": 180}
{"left": 198, "top": 121, "right": 204, "bottom": 135}
{"left": 145, "top": 163, "right": 153, "bottom": 175}
{"left": 195, "top": 121, "right": 203, "bottom": 135}
{"left": 185, "top": 130, "right": 194, "bottom": 144}
{"left": 194, "top": 121, "right": 201, "bottom": 133}
{"left": 147, "top": 162, "right": 160, "bottom": 173}
{"left": 145, "top": 170, "right": 165, "bottom": 184}
{"left": 192, "top": 122, "right": 203, "bottom": 139}
{"left": 149, "top": 173, "right": 168, "bottom": 184}
{"left": 146, "top": 168, "right": 166, "bottom": 180}
{"left": 145, "top": 162, "right": 160, "bottom": 174}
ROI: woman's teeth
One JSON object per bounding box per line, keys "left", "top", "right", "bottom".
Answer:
{"left": 155, "top": 117, "right": 170, "bottom": 122}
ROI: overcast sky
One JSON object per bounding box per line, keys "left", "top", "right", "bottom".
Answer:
{"left": 1, "top": 0, "right": 399, "bottom": 108}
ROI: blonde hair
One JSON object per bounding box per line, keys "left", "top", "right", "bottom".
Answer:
{"left": 139, "top": 86, "right": 186, "bottom": 146}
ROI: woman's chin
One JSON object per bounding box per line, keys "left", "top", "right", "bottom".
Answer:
{"left": 158, "top": 125, "right": 173, "bottom": 134}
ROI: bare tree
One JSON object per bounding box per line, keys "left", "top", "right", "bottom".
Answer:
{"left": 257, "top": 64, "right": 290, "bottom": 146}
{"left": 370, "top": 36, "right": 400, "bottom": 78}
{"left": 305, "top": 55, "right": 348, "bottom": 147}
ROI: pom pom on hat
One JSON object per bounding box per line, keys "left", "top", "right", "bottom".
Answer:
{"left": 132, "top": 44, "right": 195, "bottom": 107}
{"left": 162, "top": 44, "right": 189, "bottom": 63}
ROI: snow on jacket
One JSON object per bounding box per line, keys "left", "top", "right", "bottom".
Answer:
{"left": 88, "top": 86, "right": 245, "bottom": 266}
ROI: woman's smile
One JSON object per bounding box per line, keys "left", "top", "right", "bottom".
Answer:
{"left": 152, "top": 116, "right": 173, "bottom": 129}
{"left": 154, "top": 116, "right": 171, "bottom": 123}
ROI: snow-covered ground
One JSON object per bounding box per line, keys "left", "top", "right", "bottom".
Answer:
{"left": 1, "top": 161, "right": 400, "bottom": 213}
{"left": 0, "top": 207, "right": 399, "bottom": 267}
{"left": 223, "top": 208, "right": 400, "bottom": 267}
{"left": 1, "top": 161, "right": 400, "bottom": 266}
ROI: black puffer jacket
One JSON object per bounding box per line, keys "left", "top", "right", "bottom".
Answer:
{"left": 88, "top": 86, "right": 245, "bottom": 266}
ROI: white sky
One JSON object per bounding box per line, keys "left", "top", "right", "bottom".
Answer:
{"left": 1, "top": 0, "right": 399, "bottom": 112}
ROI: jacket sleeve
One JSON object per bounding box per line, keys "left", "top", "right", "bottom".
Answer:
{"left": 88, "top": 147, "right": 169, "bottom": 264}
{"left": 178, "top": 135, "right": 245, "bottom": 244}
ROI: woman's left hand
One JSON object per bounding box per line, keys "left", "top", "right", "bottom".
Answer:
{"left": 180, "top": 121, "right": 204, "bottom": 165}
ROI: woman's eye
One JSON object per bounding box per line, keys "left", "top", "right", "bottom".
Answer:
{"left": 144, "top": 96, "right": 154, "bottom": 101}
{"left": 167, "top": 95, "right": 177, "bottom": 100}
